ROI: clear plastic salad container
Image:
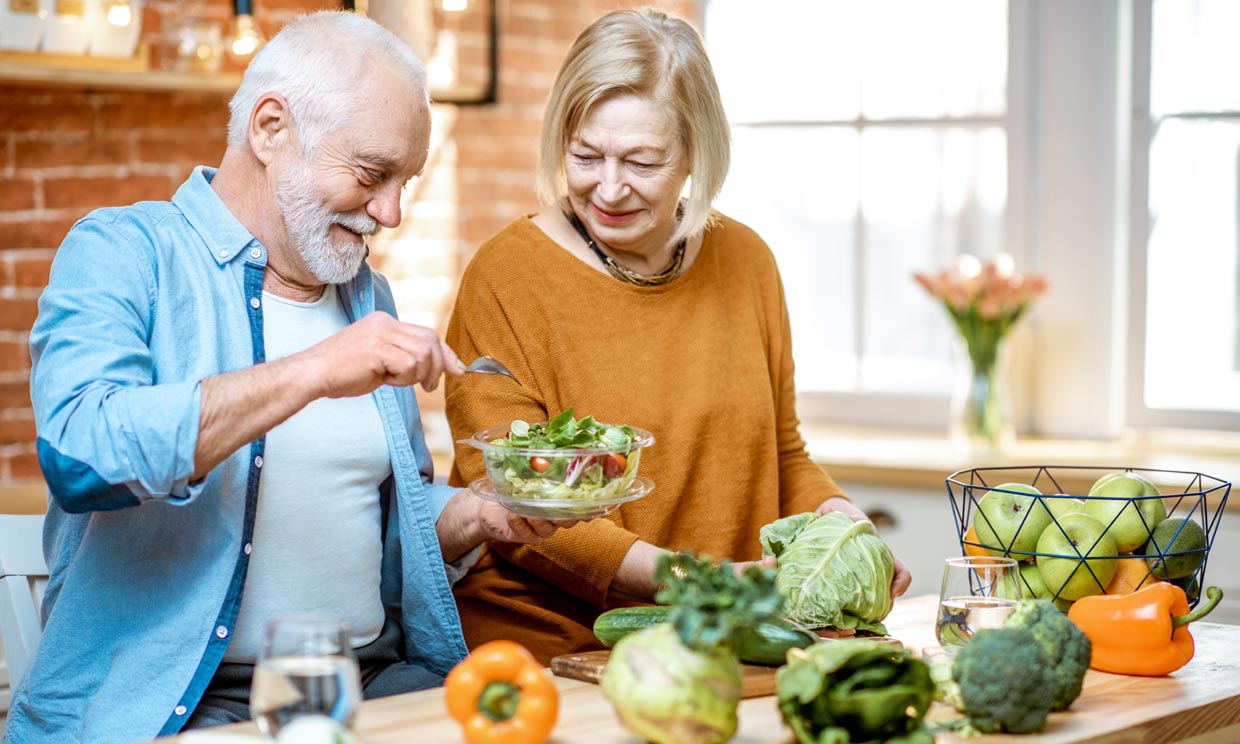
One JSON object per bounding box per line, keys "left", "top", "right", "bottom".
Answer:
{"left": 460, "top": 412, "right": 655, "bottom": 504}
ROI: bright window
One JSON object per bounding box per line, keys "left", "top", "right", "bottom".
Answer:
{"left": 1137, "top": 0, "right": 1240, "bottom": 421}
{"left": 704, "top": 0, "right": 1009, "bottom": 425}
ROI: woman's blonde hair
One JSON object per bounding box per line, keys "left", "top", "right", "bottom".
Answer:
{"left": 537, "top": 8, "right": 731, "bottom": 247}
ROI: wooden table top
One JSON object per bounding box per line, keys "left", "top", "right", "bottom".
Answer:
{"left": 164, "top": 594, "right": 1240, "bottom": 744}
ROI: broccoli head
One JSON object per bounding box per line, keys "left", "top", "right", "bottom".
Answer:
{"left": 1004, "top": 598, "right": 1091, "bottom": 711}
{"left": 952, "top": 628, "right": 1054, "bottom": 734}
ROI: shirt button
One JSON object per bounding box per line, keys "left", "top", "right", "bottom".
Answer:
{"left": 244, "top": 542, "right": 252, "bottom": 556}
{"left": 255, "top": 455, "right": 263, "bottom": 468}
{"left": 174, "top": 705, "right": 187, "bottom": 716}
{"left": 250, "top": 247, "right": 262, "bottom": 259}
{"left": 250, "top": 297, "right": 260, "bottom": 309}
{"left": 216, "top": 626, "right": 229, "bottom": 639}
{"left": 218, "top": 250, "right": 228, "bottom": 258}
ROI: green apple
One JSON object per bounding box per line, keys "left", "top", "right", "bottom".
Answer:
{"left": 1043, "top": 494, "right": 1086, "bottom": 523}
{"left": 1019, "top": 561, "right": 1053, "bottom": 600}
{"left": 1083, "top": 471, "right": 1167, "bottom": 552}
{"left": 972, "top": 483, "right": 1050, "bottom": 558}
{"left": 1036, "top": 512, "right": 1118, "bottom": 601}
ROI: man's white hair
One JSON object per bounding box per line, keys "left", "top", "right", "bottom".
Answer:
{"left": 227, "top": 11, "right": 428, "bottom": 152}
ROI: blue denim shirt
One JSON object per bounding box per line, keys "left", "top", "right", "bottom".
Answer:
{"left": 5, "top": 167, "right": 468, "bottom": 744}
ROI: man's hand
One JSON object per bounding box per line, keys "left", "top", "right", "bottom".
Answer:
{"left": 297, "top": 311, "right": 464, "bottom": 397}
{"left": 193, "top": 312, "right": 465, "bottom": 479}
{"left": 815, "top": 496, "right": 913, "bottom": 599}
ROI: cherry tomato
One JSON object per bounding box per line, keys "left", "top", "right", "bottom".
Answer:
{"left": 529, "top": 456, "right": 551, "bottom": 473}
{"left": 601, "top": 453, "right": 627, "bottom": 478}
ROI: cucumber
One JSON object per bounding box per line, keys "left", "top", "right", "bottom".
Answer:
{"left": 593, "top": 606, "right": 818, "bottom": 666}
{"left": 594, "top": 606, "right": 672, "bottom": 647}
{"left": 732, "top": 617, "right": 818, "bottom": 666}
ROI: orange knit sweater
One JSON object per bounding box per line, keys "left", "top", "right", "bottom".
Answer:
{"left": 444, "top": 213, "right": 845, "bottom": 663}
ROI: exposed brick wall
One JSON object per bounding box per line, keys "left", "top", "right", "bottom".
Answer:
{"left": 0, "top": 0, "right": 693, "bottom": 486}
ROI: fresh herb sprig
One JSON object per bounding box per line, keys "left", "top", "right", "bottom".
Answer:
{"left": 501, "top": 408, "right": 635, "bottom": 450}
{"left": 655, "top": 552, "right": 785, "bottom": 653}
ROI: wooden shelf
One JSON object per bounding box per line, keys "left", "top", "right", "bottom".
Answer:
{"left": 0, "top": 45, "right": 241, "bottom": 94}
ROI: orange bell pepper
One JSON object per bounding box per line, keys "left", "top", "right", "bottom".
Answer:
{"left": 1067, "top": 582, "right": 1223, "bottom": 676}
{"left": 444, "top": 640, "right": 559, "bottom": 744}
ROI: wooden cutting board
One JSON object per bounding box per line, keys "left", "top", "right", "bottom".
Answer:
{"left": 550, "top": 650, "right": 782, "bottom": 698}
{"left": 550, "top": 635, "right": 904, "bottom": 700}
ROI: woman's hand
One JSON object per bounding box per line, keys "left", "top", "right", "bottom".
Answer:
{"left": 477, "top": 501, "right": 578, "bottom": 544}
{"left": 437, "top": 489, "right": 578, "bottom": 563}
{"left": 814, "top": 496, "right": 913, "bottom": 599}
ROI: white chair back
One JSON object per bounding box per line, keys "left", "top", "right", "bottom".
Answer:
{"left": 0, "top": 513, "right": 47, "bottom": 712}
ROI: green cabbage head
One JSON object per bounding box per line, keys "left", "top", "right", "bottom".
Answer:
{"left": 600, "top": 623, "right": 741, "bottom": 744}
{"left": 760, "top": 512, "right": 895, "bottom": 633}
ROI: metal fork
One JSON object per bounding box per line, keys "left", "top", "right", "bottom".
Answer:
{"left": 463, "top": 355, "right": 520, "bottom": 384}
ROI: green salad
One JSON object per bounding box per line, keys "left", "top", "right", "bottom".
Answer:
{"left": 485, "top": 408, "right": 642, "bottom": 501}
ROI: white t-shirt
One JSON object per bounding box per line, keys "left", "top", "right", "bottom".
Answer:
{"left": 224, "top": 285, "right": 390, "bottom": 663}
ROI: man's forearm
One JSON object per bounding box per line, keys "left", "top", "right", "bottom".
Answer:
{"left": 193, "top": 357, "right": 318, "bottom": 479}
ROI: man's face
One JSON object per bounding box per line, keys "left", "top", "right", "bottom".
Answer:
{"left": 276, "top": 83, "right": 431, "bottom": 285}
{"left": 276, "top": 154, "right": 378, "bottom": 285}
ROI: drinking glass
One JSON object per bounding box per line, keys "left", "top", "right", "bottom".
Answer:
{"left": 251, "top": 616, "right": 363, "bottom": 739}
{"left": 936, "top": 555, "right": 1021, "bottom": 652}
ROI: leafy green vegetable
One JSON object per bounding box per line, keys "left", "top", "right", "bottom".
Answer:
{"left": 1004, "top": 598, "right": 1090, "bottom": 711}
{"left": 952, "top": 627, "right": 1054, "bottom": 734}
{"left": 482, "top": 408, "right": 644, "bottom": 503}
{"left": 600, "top": 552, "right": 783, "bottom": 744}
{"left": 655, "top": 552, "right": 784, "bottom": 653}
{"left": 497, "top": 408, "right": 635, "bottom": 450}
{"left": 776, "top": 640, "right": 935, "bottom": 744}
{"left": 760, "top": 512, "right": 895, "bottom": 633}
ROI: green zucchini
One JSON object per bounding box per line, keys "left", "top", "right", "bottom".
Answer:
{"left": 593, "top": 606, "right": 818, "bottom": 666}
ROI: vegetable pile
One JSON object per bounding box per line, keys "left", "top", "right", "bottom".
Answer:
{"left": 760, "top": 512, "right": 895, "bottom": 633}
{"left": 776, "top": 640, "right": 936, "bottom": 744}
{"left": 484, "top": 408, "right": 642, "bottom": 501}
{"left": 600, "top": 552, "right": 783, "bottom": 744}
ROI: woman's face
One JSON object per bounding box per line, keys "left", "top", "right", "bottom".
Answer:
{"left": 565, "top": 94, "right": 690, "bottom": 257}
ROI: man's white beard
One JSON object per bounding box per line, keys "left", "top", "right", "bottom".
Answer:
{"left": 276, "top": 157, "right": 379, "bottom": 284}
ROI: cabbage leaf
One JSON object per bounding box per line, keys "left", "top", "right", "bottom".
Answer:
{"left": 760, "top": 512, "right": 895, "bottom": 633}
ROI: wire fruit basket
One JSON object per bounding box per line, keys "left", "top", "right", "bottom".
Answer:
{"left": 946, "top": 465, "right": 1229, "bottom": 610}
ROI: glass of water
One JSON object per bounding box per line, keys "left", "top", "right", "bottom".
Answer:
{"left": 251, "top": 616, "right": 363, "bottom": 739}
{"left": 936, "top": 555, "right": 1021, "bottom": 652}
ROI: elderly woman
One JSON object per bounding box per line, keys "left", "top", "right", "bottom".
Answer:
{"left": 445, "top": 8, "right": 910, "bottom": 662}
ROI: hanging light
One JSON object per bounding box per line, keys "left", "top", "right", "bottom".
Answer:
{"left": 229, "top": 0, "right": 264, "bottom": 58}
{"left": 104, "top": 0, "right": 132, "bottom": 26}
{"left": 442, "top": 0, "right": 467, "bottom": 11}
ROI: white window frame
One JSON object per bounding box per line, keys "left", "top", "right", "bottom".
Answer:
{"left": 1125, "top": 0, "right": 1240, "bottom": 432}
{"left": 780, "top": 1, "right": 1034, "bottom": 432}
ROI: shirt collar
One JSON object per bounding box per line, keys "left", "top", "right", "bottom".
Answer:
{"left": 172, "top": 166, "right": 265, "bottom": 266}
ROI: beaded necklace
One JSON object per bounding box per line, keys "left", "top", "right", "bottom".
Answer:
{"left": 563, "top": 209, "right": 686, "bottom": 287}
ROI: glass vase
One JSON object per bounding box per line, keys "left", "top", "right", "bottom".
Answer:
{"left": 950, "top": 334, "right": 1014, "bottom": 455}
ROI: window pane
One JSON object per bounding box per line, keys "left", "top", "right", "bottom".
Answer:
{"left": 713, "top": 127, "right": 859, "bottom": 392}
{"left": 706, "top": 0, "right": 862, "bottom": 122}
{"left": 1151, "top": 0, "right": 1240, "bottom": 115}
{"left": 1145, "top": 119, "right": 1240, "bottom": 412}
{"left": 861, "top": 127, "right": 1008, "bottom": 393}
{"left": 858, "top": 0, "right": 1007, "bottom": 119}
{"left": 705, "top": 0, "right": 1006, "bottom": 123}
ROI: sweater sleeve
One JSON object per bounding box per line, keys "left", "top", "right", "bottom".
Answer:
{"left": 444, "top": 236, "right": 640, "bottom": 607}
{"left": 769, "top": 258, "right": 848, "bottom": 516}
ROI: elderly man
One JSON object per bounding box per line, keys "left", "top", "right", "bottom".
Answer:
{"left": 5, "top": 11, "right": 553, "bottom": 743}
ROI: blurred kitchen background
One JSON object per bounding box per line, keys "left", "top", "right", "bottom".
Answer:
{"left": 0, "top": 1, "right": 1238, "bottom": 613}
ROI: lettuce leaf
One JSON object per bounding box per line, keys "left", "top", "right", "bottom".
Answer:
{"left": 760, "top": 512, "right": 895, "bottom": 633}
